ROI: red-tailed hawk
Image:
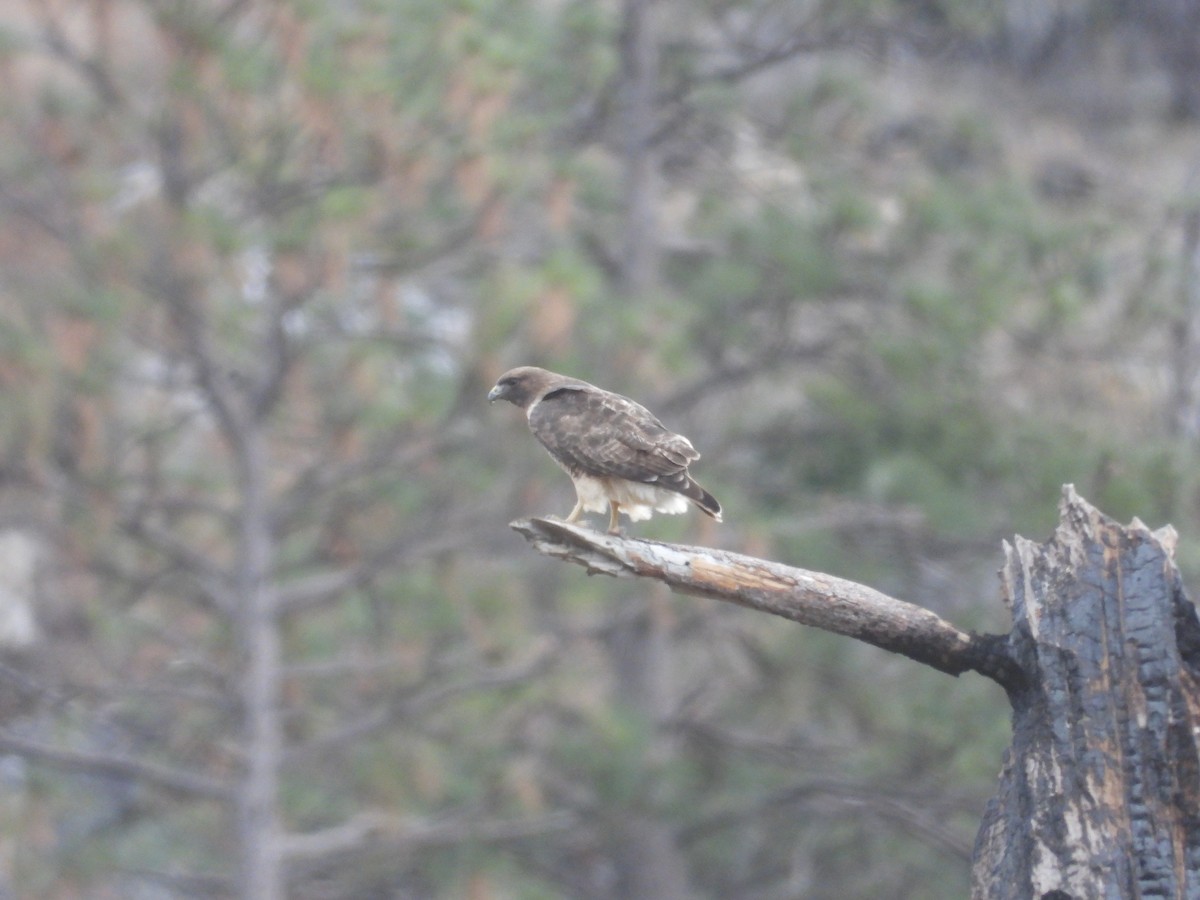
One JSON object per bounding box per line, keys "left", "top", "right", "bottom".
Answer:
{"left": 488, "top": 366, "right": 722, "bottom": 534}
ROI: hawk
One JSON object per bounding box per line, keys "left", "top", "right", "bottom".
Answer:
{"left": 488, "top": 366, "right": 722, "bottom": 534}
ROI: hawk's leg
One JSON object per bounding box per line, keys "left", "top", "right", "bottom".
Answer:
{"left": 607, "top": 501, "right": 622, "bottom": 535}
{"left": 564, "top": 498, "right": 585, "bottom": 524}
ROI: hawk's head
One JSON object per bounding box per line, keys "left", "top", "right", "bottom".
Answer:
{"left": 487, "top": 367, "right": 558, "bottom": 409}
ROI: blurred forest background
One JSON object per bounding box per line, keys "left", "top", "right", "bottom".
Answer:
{"left": 1, "top": 0, "right": 1199, "bottom": 897}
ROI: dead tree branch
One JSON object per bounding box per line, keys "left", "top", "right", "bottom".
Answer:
{"left": 511, "top": 517, "right": 1024, "bottom": 690}
{"left": 514, "top": 487, "right": 1200, "bottom": 897}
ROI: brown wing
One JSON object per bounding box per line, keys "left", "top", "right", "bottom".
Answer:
{"left": 528, "top": 385, "right": 698, "bottom": 484}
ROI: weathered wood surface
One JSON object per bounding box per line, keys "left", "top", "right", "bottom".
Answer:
{"left": 973, "top": 486, "right": 1200, "bottom": 900}
{"left": 514, "top": 487, "right": 1200, "bottom": 897}
{"left": 511, "top": 516, "right": 1022, "bottom": 687}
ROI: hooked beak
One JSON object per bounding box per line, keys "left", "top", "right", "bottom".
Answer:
{"left": 487, "top": 385, "right": 504, "bottom": 403}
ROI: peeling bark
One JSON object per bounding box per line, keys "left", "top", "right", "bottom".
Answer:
{"left": 973, "top": 486, "right": 1200, "bottom": 900}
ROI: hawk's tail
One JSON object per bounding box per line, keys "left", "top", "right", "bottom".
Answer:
{"left": 683, "top": 478, "right": 722, "bottom": 523}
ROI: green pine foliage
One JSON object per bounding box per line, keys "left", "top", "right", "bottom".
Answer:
{"left": 0, "top": 0, "right": 1196, "bottom": 897}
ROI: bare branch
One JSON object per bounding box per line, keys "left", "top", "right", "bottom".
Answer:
{"left": 282, "top": 809, "right": 579, "bottom": 867}
{"left": 250, "top": 298, "right": 295, "bottom": 421}
{"left": 283, "top": 639, "right": 558, "bottom": 766}
{"left": 34, "top": 9, "right": 122, "bottom": 106}
{"left": 160, "top": 293, "right": 246, "bottom": 447}
{"left": 282, "top": 653, "right": 424, "bottom": 680}
{"left": 117, "top": 517, "right": 233, "bottom": 612}
{"left": 275, "top": 567, "right": 369, "bottom": 614}
{"left": 116, "top": 868, "right": 234, "bottom": 898}
{"left": 681, "top": 776, "right": 974, "bottom": 860}
{"left": 271, "top": 429, "right": 458, "bottom": 529}
{"left": 0, "top": 731, "right": 230, "bottom": 801}
{"left": 510, "top": 518, "right": 1025, "bottom": 690}
{"left": 275, "top": 527, "right": 472, "bottom": 615}
{"left": 700, "top": 25, "right": 851, "bottom": 86}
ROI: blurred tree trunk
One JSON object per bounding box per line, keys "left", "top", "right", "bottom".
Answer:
{"left": 234, "top": 423, "right": 284, "bottom": 900}
{"left": 606, "top": 591, "right": 694, "bottom": 900}
{"left": 161, "top": 276, "right": 288, "bottom": 897}
{"left": 1144, "top": 0, "right": 1200, "bottom": 120}
{"left": 618, "top": 0, "right": 661, "bottom": 295}
{"left": 515, "top": 487, "right": 1200, "bottom": 897}
{"left": 606, "top": 4, "right": 696, "bottom": 896}
{"left": 1169, "top": 203, "right": 1200, "bottom": 438}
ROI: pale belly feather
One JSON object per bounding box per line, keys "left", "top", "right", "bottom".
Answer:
{"left": 569, "top": 473, "right": 689, "bottom": 522}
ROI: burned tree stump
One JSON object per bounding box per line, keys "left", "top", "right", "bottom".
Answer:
{"left": 973, "top": 488, "right": 1200, "bottom": 899}
{"left": 512, "top": 486, "right": 1200, "bottom": 898}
